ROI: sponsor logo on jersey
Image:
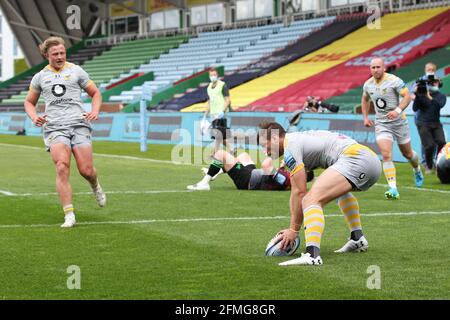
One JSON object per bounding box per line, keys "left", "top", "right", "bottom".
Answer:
{"left": 52, "top": 84, "right": 66, "bottom": 97}
{"left": 284, "top": 150, "right": 297, "bottom": 172}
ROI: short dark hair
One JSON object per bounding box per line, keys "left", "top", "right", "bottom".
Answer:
{"left": 209, "top": 67, "right": 218, "bottom": 74}
{"left": 257, "top": 121, "right": 286, "bottom": 144}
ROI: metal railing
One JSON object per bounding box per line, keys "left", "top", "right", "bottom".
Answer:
{"left": 85, "top": 0, "right": 450, "bottom": 47}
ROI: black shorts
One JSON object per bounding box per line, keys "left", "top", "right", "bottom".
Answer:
{"left": 227, "top": 163, "right": 256, "bottom": 190}
{"left": 211, "top": 118, "right": 228, "bottom": 140}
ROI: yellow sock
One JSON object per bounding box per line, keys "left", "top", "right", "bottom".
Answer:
{"left": 337, "top": 193, "right": 362, "bottom": 232}
{"left": 303, "top": 205, "right": 325, "bottom": 249}
{"left": 383, "top": 161, "right": 397, "bottom": 189}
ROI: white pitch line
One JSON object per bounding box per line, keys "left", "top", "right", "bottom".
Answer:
{"left": 0, "top": 142, "right": 200, "bottom": 167}
{"left": 0, "top": 210, "right": 449, "bottom": 229}
{"left": 0, "top": 189, "right": 16, "bottom": 196}
{"left": 3, "top": 142, "right": 450, "bottom": 194}
{"left": 374, "top": 183, "right": 450, "bottom": 194}
{"left": 0, "top": 190, "right": 191, "bottom": 197}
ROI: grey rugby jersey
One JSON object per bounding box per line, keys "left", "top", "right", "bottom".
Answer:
{"left": 29, "top": 62, "right": 93, "bottom": 126}
{"left": 363, "top": 73, "right": 409, "bottom": 123}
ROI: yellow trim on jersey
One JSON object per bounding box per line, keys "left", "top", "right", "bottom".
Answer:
{"left": 400, "top": 87, "right": 409, "bottom": 97}
{"left": 45, "top": 62, "right": 72, "bottom": 73}
{"left": 375, "top": 73, "right": 389, "bottom": 85}
{"left": 290, "top": 163, "right": 304, "bottom": 177}
{"left": 29, "top": 85, "right": 40, "bottom": 93}
{"left": 283, "top": 135, "right": 305, "bottom": 177}
{"left": 85, "top": 80, "right": 95, "bottom": 88}
{"left": 343, "top": 144, "right": 376, "bottom": 157}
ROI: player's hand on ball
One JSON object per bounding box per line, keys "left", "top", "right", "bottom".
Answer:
{"left": 278, "top": 229, "right": 299, "bottom": 251}
{"left": 363, "top": 118, "right": 374, "bottom": 127}
{"left": 85, "top": 111, "right": 99, "bottom": 122}
{"left": 32, "top": 115, "right": 47, "bottom": 127}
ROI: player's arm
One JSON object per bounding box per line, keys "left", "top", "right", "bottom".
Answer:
{"left": 361, "top": 91, "right": 373, "bottom": 127}
{"left": 204, "top": 100, "right": 210, "bottom": 118}
{"left": 84, "top": 82, "right": 102, "bottom": 122}
{"left": 280, "top": 167, "right": 308, "bottom": 250}
{"left": 24, "top": 89, "right": 46, "bottom": 127}
{"left": 387, "top": 81, "right": 411, "bottom": 120}
{"left": 223, "top": 85, "right": 231, "bottom": 113}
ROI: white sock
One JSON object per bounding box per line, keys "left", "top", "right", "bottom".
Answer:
{"left": 200, "top": 175, "right": 212, "bottom": 184}
{"left": 382, "top": 161, "right": 397, "bottom": 189}
{"left": 65, "top": 212, "right": 75, "bottom": 220}
{"left": 409, "top": 151, "right": 421, "bottom": 172}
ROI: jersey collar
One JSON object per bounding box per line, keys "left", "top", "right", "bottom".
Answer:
{"left": 46, "top": 62, "right": 69, "bottom": 73}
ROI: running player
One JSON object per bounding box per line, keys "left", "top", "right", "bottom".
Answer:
{"left": 362, "top": 57, "right": 424, "bottom": 200}
{"left": 258, "top": 122, "right": 381, "bottom": 266}
{"left": 24, "top": 36, "right": 106, "bottom": 228}
{"left": 186, "top": 150, "right": 301, "bottom": 191}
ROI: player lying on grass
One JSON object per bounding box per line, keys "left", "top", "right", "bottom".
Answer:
{"left": 258, "top": 121, "right": 381, "bottom": 266}
{"left": 187, "top": 150, "right": 313, "bottom": 191}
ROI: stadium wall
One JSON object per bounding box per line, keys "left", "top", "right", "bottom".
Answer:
{"left": 1, "top": 112, "right": 449, "bottom": 162}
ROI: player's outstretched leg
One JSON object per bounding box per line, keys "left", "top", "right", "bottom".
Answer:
{"left": 334, "top": 192, "right": 368, "bottom": 253}
{"left": 188, "top": 158, "right": 225, "bottom": 191}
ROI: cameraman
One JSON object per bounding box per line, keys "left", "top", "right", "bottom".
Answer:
{"left": 413, "top": 77, "right": 447, "bottom": 173}
{"left": 303, "top": 96, "right": 339, "bottom": 113}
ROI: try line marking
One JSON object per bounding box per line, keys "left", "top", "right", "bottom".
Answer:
{"left": 1, "top": 210, "right": 449, "bottom": 229}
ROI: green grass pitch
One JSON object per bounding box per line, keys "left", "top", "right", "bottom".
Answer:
{"left": 0, "top": 134, "right": 449, "bottom": 299}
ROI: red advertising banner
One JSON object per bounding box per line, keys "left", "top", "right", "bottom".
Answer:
{"left": 246, "top": 9, "right": 450, "bottom": 112}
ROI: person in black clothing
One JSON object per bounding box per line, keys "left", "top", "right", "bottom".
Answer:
{"left": 413, "top": 77, "right": 447, "bottom": 173}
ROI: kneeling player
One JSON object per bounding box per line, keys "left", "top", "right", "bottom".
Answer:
{"left": 258, "top": 122, "right": 381, "bottom": 266}
{"left": 187, "top": 150, "right": 304, "bottom": 191}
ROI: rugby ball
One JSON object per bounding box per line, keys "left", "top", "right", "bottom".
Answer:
{"left": 264, "top": 233, "right": 300, "bottom": 256}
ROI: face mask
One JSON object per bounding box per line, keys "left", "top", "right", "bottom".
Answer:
{"left": 426, "top": 72, "right": 435, "bottom": 77}
{"left": 429, "top": 86, "right": 439, "bottom": 92}
{"left": 210, "top": 76, "right": 218, "bottom": 82}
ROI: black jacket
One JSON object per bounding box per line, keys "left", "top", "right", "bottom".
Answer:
{"left": 413, "top": 91, "right": 447, "bottom": 124}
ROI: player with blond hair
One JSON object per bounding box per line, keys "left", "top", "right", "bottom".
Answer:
{"left": 24, "top": 36, "right": 106, "bottom": 228}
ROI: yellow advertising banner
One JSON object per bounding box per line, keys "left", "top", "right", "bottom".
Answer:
{"left": 110, "top": 0, "right": 137, "bottom": 17}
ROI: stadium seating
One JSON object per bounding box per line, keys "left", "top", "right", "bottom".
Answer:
{"left": 213, "top": 7, "right": 448, "bottom": 111}
{"left": 166, "top": 15, "right": 368, "bottom": 112}
{"left": 244, "top": 8, "right": 450, "bottom": 112}
{"left": 0, "top": 35, "right": 188, "bottom": 108}
{"left": 107, "top": 17, "right": 335, "bottom": 104}
{"left": 0, "top": 43, "right": 111, "bottom": 110}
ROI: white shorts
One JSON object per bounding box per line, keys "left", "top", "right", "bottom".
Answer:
{"left": 375, "top": 119, "right": 411, "bottom": 145}
{"left": 43, "top": 123, "right": 92, "bottom": 152}
{"left": 331, "top": 145, "right": 381, "bottom": 191}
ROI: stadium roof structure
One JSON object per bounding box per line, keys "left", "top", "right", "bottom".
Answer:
{"left": 0, "top": 0, "right": 216, "bottom": 66}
